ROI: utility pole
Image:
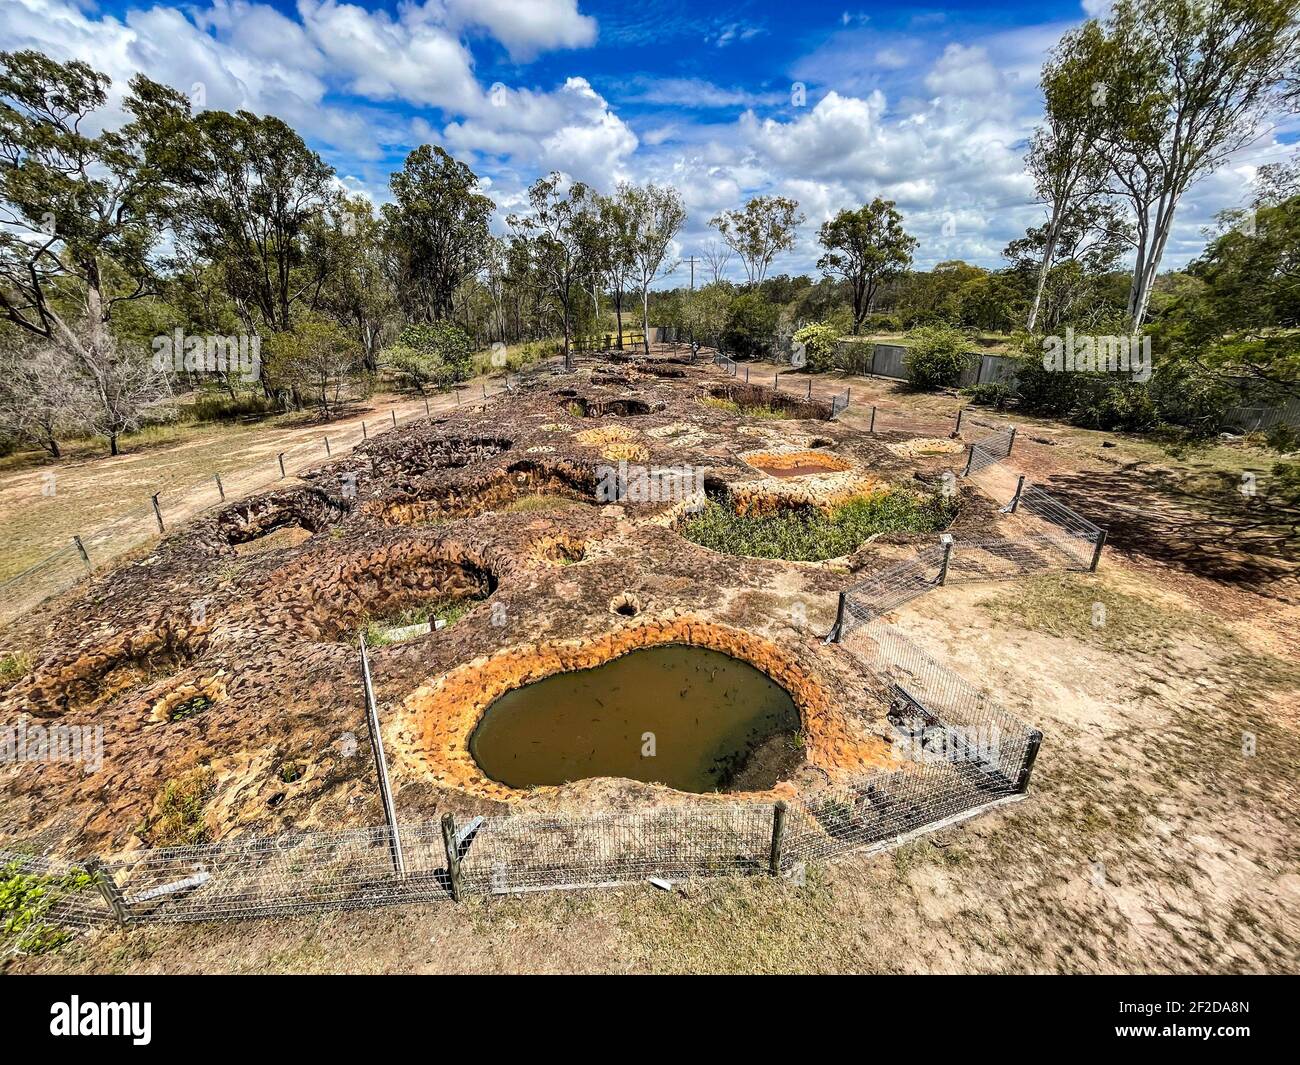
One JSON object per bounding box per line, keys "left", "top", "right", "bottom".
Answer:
{"left": 682, "top": 255, "right": 701, "bottom": 291}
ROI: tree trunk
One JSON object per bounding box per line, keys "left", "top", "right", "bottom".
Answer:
{"left": 1027, "top": 209, "right": 1063, "bottom": 334}
{"left": 615, "top": 291, "right": 624, "bottom": 350}
{"left": 641, "top": 290, "right": 651, "bottom": 355}
{"left": 109, "top": 432, "right": 119, "bottom": 457}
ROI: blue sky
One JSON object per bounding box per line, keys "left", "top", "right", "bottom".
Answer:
{"left": 3, "top": 0, "right": 1296, "bottom": 280}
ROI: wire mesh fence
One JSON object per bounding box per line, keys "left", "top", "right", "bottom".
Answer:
{"left": 0, "top": 383, "right": 520, "bottom": 628}
{"left": 3, "top": 610, "right": 1040, "bottom": 928}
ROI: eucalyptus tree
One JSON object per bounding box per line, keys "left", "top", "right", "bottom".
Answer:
{"left": 381, "top": 145, "right": 494, "bottom": 324}
{"left": 622, "top": 183, "right": 686, "bottom": 353}
{"left": 710, "top": 195, "right": 804, "bottom": 286}
{"left": 0, "top": 51, "right": 176, "bottom": 452}
{"left": 507, "top": 173, "right": 595, "bottom": 367}
{"left": 816, "top": 199, "right": 917, "bottom": 334}
{"left": 1071, "top": 0, "right": 1300, "bottom": 328}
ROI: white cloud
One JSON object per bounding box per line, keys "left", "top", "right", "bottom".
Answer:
{"left": 443, "top": 0, "right": 597, "bottom": 59}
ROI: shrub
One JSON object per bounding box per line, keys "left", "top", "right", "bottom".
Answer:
{"left": 723, "top": 292, "right": 780, "bottom": 359}
{"left": 680, "top": 490, "right": 955, "bottom": 562}
{"left": 862, "top": 313, "right": 903, "bottom": 334}
{"left": 834, "top": 338, "right": 875, "bottom": 375}
{"left": 793, "top": 322, "right": 840, "bottom": 372}
{"left": 904, "top": 324, "right": 971, "bottom": 390}
{"left": 390, "top": 321, "right": 475, "bottom": 391}
{"left": 962, "top": 382, "right": 1015, "bottom": 411}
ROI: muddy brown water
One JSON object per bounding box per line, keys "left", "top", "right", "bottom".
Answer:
{"left": 469, "top": 645, "right": 801, "bottom": 792}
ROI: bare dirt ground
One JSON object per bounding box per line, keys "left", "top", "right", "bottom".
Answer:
{"left": 0, "top": 379, "right": 494, "bottom": 583}
{"left": 6, "top": 351, "right": 1299, "bottom": 974}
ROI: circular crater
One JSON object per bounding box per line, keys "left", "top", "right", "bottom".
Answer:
{"left": 745, "top": 450, "right": 853, "bottom": 479}
{"left": 394, "top": 618, "right": 896, "bottom": 801}
{"left": 288, "top": 542, "right": 499, "bottom": 642}
{"left": 373, "top": 460, "right": 599, "bottom": 525}
{"left": 216, "top": 486, "right": 349, "bottom": 554}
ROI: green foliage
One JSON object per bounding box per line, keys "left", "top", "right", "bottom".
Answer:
{"left": 723, "top": 292, "right": 780, "bottom": 358}
{"left": 1, "top": 861, "right": 94, "bottom": 955}
{"left": 903, "top": 324, "right": 971, "bottom": 390}
{"left": 145, "top": 767, "right": 215, "bottom": 847}
{"left": 710, "top": 196, "right": 804, "bottom": 286}
{"left": 962, "top": 382, "right": 1015, "bottom": 411}
{"left": 263, "top": 319, "right": 363, "bottom": 414}
{"left": 793, "top": 322, "right": 840, "bottom": 372}
{"left": 679, "top": 491, "right": 955, "bottom": 561}
{"left": 0, "top": 651, "right": 31, "bottom": 689}
{"left": 389, "top": 321, "right": 475, "bottom": 392}
{"left": 697, "top": 395, "right": 791, "bottom": 419}
{"left": 360, "top": 598, "right": 477, "bottom": 648}
{"left": 817, "top": 199, "right": 917, "bottom": 332}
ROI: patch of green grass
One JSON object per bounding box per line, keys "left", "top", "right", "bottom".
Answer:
{"left": 698, "top": 396, "right": 792, "bottom": 420}
{"left": 978, "top": 573, "right": 1200, "bottom": 654}
{"left": 680, "top": 491, "right": 955, "bottom": 561}
{"left": 168, "top": 695, "right": 212, "bottom": 722}
{"left": 145, "top": 767, "right": 215, "bottom": 848}
{"left": 0, "top": 652, "right": 32, "bottom": 690}
{"left": 499, "top": 493, "right": 581, "bottom": 514}
{"left": 360, "top": 596, "right": 479, "bottom": 648}
{"left": 1, "top": 861, "right": 94, "bottom": 955}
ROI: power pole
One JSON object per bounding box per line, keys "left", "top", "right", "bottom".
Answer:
{"left": 682, "top": 255, "right": 701, "bottom": 291}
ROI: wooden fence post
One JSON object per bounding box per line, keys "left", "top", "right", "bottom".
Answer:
{"left": 1007, "top": 426, "right": 1018, "bottom": 455}
{"left": 869, "top": 406, "right": 877, "bottom": 433}
{"left": 277, "top": 452, "right": 286, "bottom": 479}
{"left": 359, "top": 634, "right": 405, "bottom": 876}
{"left": 768, "top": 801, "right": 788, "bottom": 876}
{"left": 1089, "top": 529, "right": 1108, "bottom": 573}
{"left": 72, "top": 535, "right": 91, "bottom": 571}
{"left": 362, "top": 421, "right": 367, "bottom": 439}
{"left": 424, "top": 395, "right": 431, "bottom": 416}
{"left": 936, "top": 534, "right": 954, "bottom": 586}
{"left": 214, "top": 473, "right": 225, "bottom": 500}
{"left": 441, "top": 813, "right": 464, "bottom": 902}
{"left": 150, "top": 493, "right": 164, "bottom": 533}
{"left": 391, "top": 409, "right": 398, "bottom": 427}
{"left": 954, "top": 406, "right": 965, "bottom": 436}
{"left": 324, "top": 436, "right": 331, "bottom": 457}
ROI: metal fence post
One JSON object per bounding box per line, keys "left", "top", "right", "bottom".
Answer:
{"left": 362, "top": 421, "right": 367, "bottom": 439}
{"left": 72, "top": 535, "right": 91, "bottom": 571}
{"left": 391, "top": 409, "right": 397, "bottom": 427}
{"left": 768, "top": 801, "right": 788, "bottom": 876}
{"left": 277, "top": 452, "right": 286, "bottom": 479}
{"left": 424, "top": 395, "right": 431, "bottom": 416}
{"left": 359, "top": 634, "right": 405, "bottom": 876}
{"left": 1015, "top": 730, "right": 1043, "bottom": 793}
{"left": 807, "top": 378, "right": 813, "bottom": 400}
{"left": 954, "top": 407, "right": 965, "bottom": 436}
{"left": 1089, "top": 529, "right": 1108, "bottom": 572}
{"left": 936, "top": 534, "right": 954, "bottom": 586}
{"left": 214, "top": 473, "right": 225, "bottom": 500}
{"left": 87, "top": 857, "right": 131, "bottom": 927}
{"left": 150, "top": 493, "right": 164, "bottom": 533}
{"left": 869, "top": 405, "right": 877, "bottom": 433}
{"left": 774, "top": 372, "right": 779, "bottom": 390}
{"left": 324, "top": 435, "right": 331, "bottom": 457}
{"left": 825, "top": 591, "right": 848, "bottom": 644}
{"left": 962, "top": 445, "right": 975, "bottom": 478}
{"left": 1009, "top": 474, "right": 1026, "bottom": 513}
{"left": 441, "top": 813, "right": 464, "bottom": 902}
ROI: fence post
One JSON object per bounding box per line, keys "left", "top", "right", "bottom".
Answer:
{"left": 441, "top": 812, "right": 464, "bottom": 902}
{"left": 359, "top": 634, "right": 405, "bottom": 876}
{"left": 391, "top": 409, "right": 397, "bottom": 427}
{"left": 936, "top": 534, "right": 954, "bottom": 586}
{"left": 869, "top": 406, "right": 877, "bottom": 433}
{"left": 744, "top": 365, "right": 749, "bottom": 383}
{"left": 87, "top": 858, "right": 131, "bottom": 927}
{"left": 1007, "top": 426, "right": 1018, "bottom": 455}
{"left": 277, "top": 452, "right": 286, "bottom": 479}
{"left": 954, "top": 406, "right": 965, "bottom": 436}
{"left": 362, "top": 421, "right": 367, "bottom": 439}
{"left": 1015, "top": 730, "right": 1043, "bottom": 793}
{"left": 482, "top": 382, "right": 488, "bottom": 400}
{"left": 768, "top": 801, "right": 788, "bottom": 876}
{"left": 961, "top": 445, "right": 974, "bottom": 478}
{"left": 324, "top": 435, "right": 331, "bottom": 457}
{"left": 72, "top": 535, "right": 91, "bottom": 571}
{"left": 214, "top": 473, "right": 225, "bottom": 501}
{"left": 1009, "top": 474, "right": 1026, "bottom": 513}
{"left": 424, "top": 395, "right": 431, "bottom": 417}
{"left": 807, "top": 378, "right": 813, "bottom": 400}
{"left": 1089, "top": 529, "right": 1108, "bottom": 573}
{"left": 825, "top": 591, "right": 848, "bottom": 644}
{"left": 150, "top": 493, "right": 164, "bottom": 533}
